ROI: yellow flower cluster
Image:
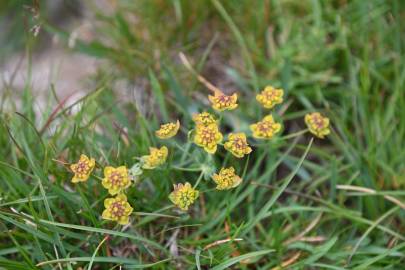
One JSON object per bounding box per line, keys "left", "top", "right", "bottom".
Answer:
{"left": 102, "top": 166, "right": 131, "bottom": 195}
{"left": 142, "top": 146, "right": 168, "bottom": 169}
{"left": 102, "top": 194, "right": 133, "bottom": 225}
{"left": 192, "top": 112, "right": 217, "bottom": 126}
{"left": 192, "top": 112, "right": 253, "bottom": 158}
{"left": 193, "top": 122, "right": 223, "bottom": 154}
{"left": 69, "top": 155, "right": 134, "bottom": 225}
{"left": 155, "top": 120, "right": 180, "bottom": 139}
{"left": 65, "top": 80, "right": 332, "bottom": 218}
{"left": 250, "top": 115, "right": 282, "bottom": 139}
{"left": 212, "top": 167, "right": 242, "bottom": 190}
{"left": 168, "top": 182, "right": 199, "bottom": 210}
{"left": 70, "top": 154, "right": 95, "bottom": 183}
{"left": 256, "top": 86, "right": 284, "bottom": 109}
{"left": 224, "top": 133, "right": 252, "bottom": 158}
{"left": 208, "top": 91, "right": 238, "bottom": 111}
{"left": 101, "top": 165, "right": 134, "bottom": 224}
{"left": 305, "top": 112, "right": 330, "bottom": 139}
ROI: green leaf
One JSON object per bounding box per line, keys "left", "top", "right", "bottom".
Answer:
{"left": 37, "top": 257, "right": 171, "bottom": 268}
{"left": 211, "top": 249, "right": 274, "bottom": 270}
{"left": 242, "top": 138, "right": 313, "bottom": 234}
{"left": 149, "top": 69, "right": 169, "bottom": 122}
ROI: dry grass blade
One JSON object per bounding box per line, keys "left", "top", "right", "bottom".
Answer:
{"left": 337, "top": 185, "right": 405, "bottom": 210}
{"left": 203, "top": 238, "right": 243, "bottom": 250}
{"left": 179, "top": 52, "right": 222, "bottom": 93}
{"left": 39, "top": 91, "right": 77, "bottom": 135}
{"left": 297, "top": 236, "right": 326, "bottom": 243}
{"left": 283, "top": 213, "right": 322, "bottom": 245}
{"left": 271, "top": 251, "right": 301, "bottom": 270}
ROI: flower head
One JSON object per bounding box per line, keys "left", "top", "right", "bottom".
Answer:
{"left": 224, "top": 133, "right": 252, "bottom": 158}
{"left": 250, "top": 115, "right": 281, "bottom": 139}
{"left": 169, "top": 182, "right": 199, "bottom": 210}
{"left": 102, "top": 194, "right": 133, "bottom": 225}
{"left": 305, "top": 112, "right": 330, "bottom": 139}
{"left": 70, "top": 154, "right": 95, "bottom": 183}
{"left": 141, "top": 146, "right": 168, "bottom": 169}
{"left": 208, "top": 91, "right": 238, "bottom": 111}
{"left": 212, "top": 167, "right": 242, "bottom": 190}
{"left": 102, "top": 166, "right": 131, "bottom": 195}
{"left": 155, "top": 120, "right": 180, "bottom": 139}
{"left": 194, "top": 123, "right": 223, "bottom": 154}
{"left": 256, "top": 86, "right": 284, "bottom": 109}
{"left": 192, "top": 112, "right": 217, "bottom": 126}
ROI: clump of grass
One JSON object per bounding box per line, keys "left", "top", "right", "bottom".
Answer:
{"left": 1, "top": 0, "right": 405, "bottom": 269}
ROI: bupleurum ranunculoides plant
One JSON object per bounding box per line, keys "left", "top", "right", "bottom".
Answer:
{"left": 70, "top": 154, "right": 95, "bottom": 183}
{"left": 66, "top": 154, "right": 135, "bottom": 225}
{"left": 155, "top": 120, "right": 180, "bottom": 139}
{"left": 102, "top": 194, "right": 133, "bottom": 225}
{"left": 193, "top": 123, "right": 223, "bottom": 154}
{"left": 224, "top": 133, "right": 252, "bottom": 158}
{"left": 305, "top": 112, "right": 330, "bottom": 139}
{"left": 256, "top": 86, "right": 284, "bottom": 109}
{"left": 141, "top": 146, "right": 168, "bottom": 169}
{"left": 209, "top": 90, "right": 238, "bottom": 111}
{"left": 212, "top": 167, "right": 242, "bottom": 190}
{"left": 63, "top": 54, "right": 331, "bottom": 227}
{"left": 102, "top": 166, "right": 131, "bottom": 195}
{"left": 250, "top": 114, "right": 282, "bottom": 139}
{"left": 169, "top": 182, "right": 199, "bottom": 210}
{"left": 192, "top": 111, "right": 217, "bottom": 126}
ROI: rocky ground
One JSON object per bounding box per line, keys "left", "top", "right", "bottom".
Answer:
{"left": 0, "top": 0, "right": 113, "bottom": 110}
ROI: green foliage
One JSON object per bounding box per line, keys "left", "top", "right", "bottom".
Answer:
{"left": 1, "top": 0, "right": 405, "bottom": 269}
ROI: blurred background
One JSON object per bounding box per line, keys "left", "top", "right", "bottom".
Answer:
{"left": 1, "top": 0, "right": 404, "bottom": 191}
{"left": 0, "top": 0, "right": 405, "bottom": 268}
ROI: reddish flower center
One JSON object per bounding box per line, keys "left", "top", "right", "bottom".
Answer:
{"left": 258, "top": 122, "right": 271, "bottom": 132}
{"left": 217, "top": 95, "right": 232, "bottom": 106}
{"left": 110, "top": 171, "right": 123, "bottom": 186}
{"left": 110, "top": 202, "right": 124, "bottom": 217}
{"left": 233, "top": 138, "right": 246, "bottom": 149}
{"left": 201, "top": 129, "right": 215, "bottom": 142}
{"left": 76, "top": 162, "right": 90, "bottom": 174}
{"left": 312, "top": 116, "right": 325, "bottom": 129}
{"left": 265, "top": 90, "right": 277, "bottom": 99}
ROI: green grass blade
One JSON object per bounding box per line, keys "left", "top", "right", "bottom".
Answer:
{"left": 211, "top": 249, "right": 274, "bottom": 270}
{"left": 243, "top": 138, "right": 313, "bottom": 234}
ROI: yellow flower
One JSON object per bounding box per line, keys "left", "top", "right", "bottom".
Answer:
{"left": 102, "top": 166, "right": 131, "bottom": 195}
{"left": 208, "top": 91, "right": 238, "bottom": 111}
{"left": 212, "top": 167, "right": 242, "bottom": 190}
{"left": 224, "top": 133, "right": 252, "bottom": 158}
{"left": 169, "top": 182, "right": 199, "bottom": 210}
{"left": 250, "top": 115, "right": 282, "bottom": 139}
{"left": 70, "top": 154, "right": 95, "bottom": 183}
{"left": 142, "top": 146, "right": 168, "bottom": 169}
{"left": 194, "top": 123, "right": 223, "bottom": 154}
{"left": 305, "top": 112, "right": 330, "bottom": 139}
{"left": 102, "top": 194, "right": 133, "bottom": 225}
{"left": 256, "top": 86, "right": 284, "bottom": 109}
{"left": 192, "top": 111, "right": 217, "bottom": 126}
{"left": 155, "top": 120, "right": 180, "bottom": 139}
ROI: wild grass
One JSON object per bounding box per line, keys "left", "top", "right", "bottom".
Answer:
{"left": 1, "top": 0, "right": 405, "bottom": 269}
